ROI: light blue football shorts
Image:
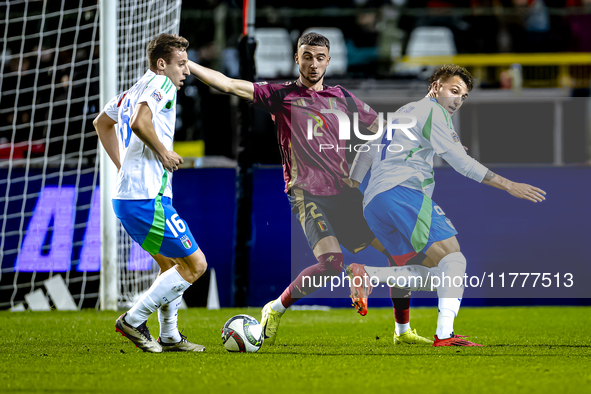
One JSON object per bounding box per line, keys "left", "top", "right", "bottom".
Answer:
{"left": 113, "top": 196, "right": 199, "bottom": 258}
{"left": 364, "top": 186, "right": 457, "bottom": 266}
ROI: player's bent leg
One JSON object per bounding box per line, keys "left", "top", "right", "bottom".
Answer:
{"left": 118, "top": 255, "right": 193, "bottom": 352}
{"left": 173, "top": 247, "right": 208, "bottom": 284}
{"left": 152, "top": 250, "right": 207, "bottom": 352}
{"left": 262, "top": 237, "right": 343, "bottom": 345}
{"left": 424, "top": 236, "right": 461, "bottom": 265}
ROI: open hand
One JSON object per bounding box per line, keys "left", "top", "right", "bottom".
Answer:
{"left": 507, "top": 182, "right": 546, "bottom": 202}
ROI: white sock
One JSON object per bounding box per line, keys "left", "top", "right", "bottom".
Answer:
{"left": 395, "top": 322, "right": 411, "bottom": 335}
{"left": 435, "top": 252, "right": 466, "bottom": 339}
{"left": 436, "top": 300, "right": 460, "bottom": 339}
{"left": 126, "top": 267, "right": 191, "bottom": 327}
{"left": 159, "top": 295, "right": 183, "bottom": 343}
{"left": 364, "top": 265, "right": 439, "bottom": 291}
{"left": 271, "top": 297, "right": 287, "bottom": 314}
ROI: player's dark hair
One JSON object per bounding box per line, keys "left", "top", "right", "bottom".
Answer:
{"left": 147, "top": 34, "right": 189, "bottom": 69}
{"left": 429, "top": 64, "right": 474, "bottom": 92}
{"left": 297, "top": 32, "right": 330, "bottom": 52}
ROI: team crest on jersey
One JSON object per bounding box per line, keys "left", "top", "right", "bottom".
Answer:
{"left": 451, "top": 132, "right": 460, "bottom": 143}
{"left": 329, "top": 97, "right": 338, "bottom": 109}
{"left": 180, "top": 235, "right": 192, "bottom": 249}
{"left": 317, "top": 220, "right": 328, "bottom": 232}
{"left": 150, "top": 90, "right": 163, "bottom": 103}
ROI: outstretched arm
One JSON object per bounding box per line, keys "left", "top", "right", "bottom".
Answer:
{"left": 440, "top": 148, "right": 546, "bottom": 203}
{"left": 188, "top": 60, "right": 254, "bottom": 101}
{"left": 482, "top": 170, "right": 546, "bottom": 202}
{"left": 93, "top": 112, "right": 121, "bottom": 171}
{"left": 129, "top": 103, "right": 183, "bottom": 172}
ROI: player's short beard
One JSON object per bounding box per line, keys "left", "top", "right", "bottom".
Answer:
{"left": 300, "top": 68, "right": 326, "bottom": 85}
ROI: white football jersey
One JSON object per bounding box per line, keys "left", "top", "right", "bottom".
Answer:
{"left": 104, "top": 70, "right": 177, "bottom": 200}
{"left": 353, "top": 97, "right": 488, "bottom": 206}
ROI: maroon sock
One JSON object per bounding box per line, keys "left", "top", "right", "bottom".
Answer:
{"left": 391, "top": 288, "right": 411, "bottom": 324}
{"left": 280, "top": 252, "right": 344, "bottom": 308}
{"left": 389, "top": 256, "right": 411, "bottom": 323}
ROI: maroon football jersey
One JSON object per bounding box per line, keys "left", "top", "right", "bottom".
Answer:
{"left": 253, "top": 81, "right": 378, "bottom": 196}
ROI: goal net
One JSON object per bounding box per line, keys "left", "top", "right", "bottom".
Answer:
{"left": 0, "top": 0, "right": 182, "bottom": 311}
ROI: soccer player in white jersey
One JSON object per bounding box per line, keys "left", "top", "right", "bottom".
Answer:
{"left": 346, "top": 64, "right": 546, "bottom": 346}
{"left": 93, "top": 34, "right": 207, "bottom": 353}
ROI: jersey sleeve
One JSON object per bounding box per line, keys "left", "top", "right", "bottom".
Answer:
{"left": 428, "top": 104, "right": 488, "bottom": 182}
{"left": 103, "top": 93, "right": 123, "bottom": 122}
{"left": 252, "top": 82, "right": 281, "bottom": 112}
{"left": 338, "top": 86, "right": 378, "bottom": 127}
{"left": 138, "top": 75, "right": 176, "bottom": 116}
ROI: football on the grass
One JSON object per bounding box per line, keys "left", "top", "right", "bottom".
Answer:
{"left": 221, "top": 314, "right": 264, "bottom": 353}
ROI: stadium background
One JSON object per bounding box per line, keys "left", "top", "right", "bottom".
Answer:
{"left": 1, "top": 0, "right": 590, "bottom": 310}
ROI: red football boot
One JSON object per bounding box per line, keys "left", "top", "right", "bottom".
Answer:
{"left": 345, "top": 263, "right": 373, "bottom": 316}
{"left": 433, "top": 334, "right": 483, "bottom": 347}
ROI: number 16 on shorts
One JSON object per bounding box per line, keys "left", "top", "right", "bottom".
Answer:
{"left": 166, "top": 213, "right": 193, "bottom": 249}
{"left": 166, "top": 213, "right": 186, "bottom": 237}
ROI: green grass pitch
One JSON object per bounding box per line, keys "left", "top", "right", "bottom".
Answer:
{"left": 1, "top": 306, "right": 590, "bottom": 393}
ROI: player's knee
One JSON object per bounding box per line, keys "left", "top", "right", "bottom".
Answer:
{"left": 190, "top": 257, "right": 207, "bottom": 282}
{"left": 317, "top": 252, "right": 344, "bottom": 276}
{"left": 323, "top": 264, "right": 341, "bottom": 276}
{"left": 427, "top": 237, "right": 461, "bottom": 265}
{"left": 181, "top": 252, "right": 208, "bottom": 283}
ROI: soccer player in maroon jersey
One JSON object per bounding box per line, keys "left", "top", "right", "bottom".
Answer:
{"left": 188, "top": 32, "right": 431, "bottom": 346}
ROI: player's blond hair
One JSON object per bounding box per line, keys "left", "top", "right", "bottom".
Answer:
{"left": 429, "top": 64, "right": 474, "bottom": 92}
{"left": 147, "top": 34, "right": 189, "bottom": 69}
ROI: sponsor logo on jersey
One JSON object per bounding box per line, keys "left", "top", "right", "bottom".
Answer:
{"left": 364, "top": 103, "right": 370, "bottom": 112}
{"left": 451, "top": 132, "right": 460, "bottom": 143}
{"left": 255, "top": 81, "right": 268, "bottom": 86}
{"left": 150, "top": 90, "right": 163, "bottom": 103}
{"left": 180, "top": 234, "right": 192, "bottom": 249}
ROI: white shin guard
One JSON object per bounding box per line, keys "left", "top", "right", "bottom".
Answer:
{"left": 435, "top": 252, "right": 467, "bottom": 339}
{"left": 159, "top": 295, "right": 183, "bottom": 343}
{"left": 126, "top": 267, "right": 191, "bottom": 328}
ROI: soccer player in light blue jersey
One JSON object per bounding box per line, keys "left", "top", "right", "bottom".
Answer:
{"left": 94, "top": 34, "right": 206, "bottom": 353}
{"left": 346, "top": 65, "right": 546, "bottom": 346}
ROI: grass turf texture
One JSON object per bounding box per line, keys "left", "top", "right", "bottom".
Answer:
{"left": 1, "top": 306, "right": 590, "bottom": 394}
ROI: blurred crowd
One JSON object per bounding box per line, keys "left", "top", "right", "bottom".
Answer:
{"left": 186, "top": 0, "right": 591, "bottom": 75}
